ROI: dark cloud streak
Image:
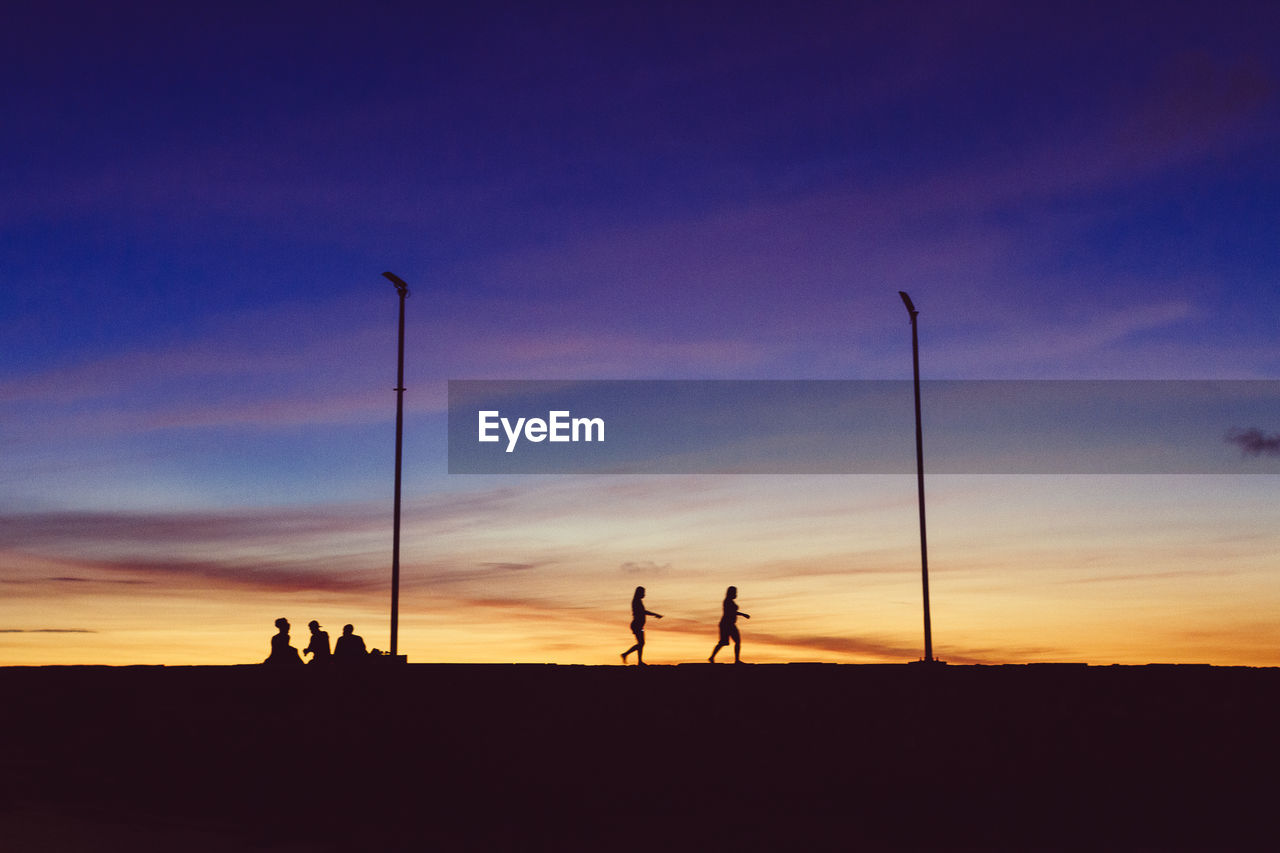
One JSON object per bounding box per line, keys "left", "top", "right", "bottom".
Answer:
{"left": 479, "top": 562, "right": 541, "bottom": 573}
{"left": 49, "top": 576, "right": 150, "bottom": 585}
{"left": 80, "top": 557, "right": 386, "bottom": 595}
{"left": 1227, "top": 427, "right": 1280, "bottom": 457}
{"left": 747, "top": 631, "right": 920, "bottom": 661}
{"left": 0, "top": 506, "right": 384, "bottom": 549}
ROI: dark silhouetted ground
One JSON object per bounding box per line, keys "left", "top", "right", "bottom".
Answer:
{"left": 2, "top": 663, "right": 1277, "bottom": 850}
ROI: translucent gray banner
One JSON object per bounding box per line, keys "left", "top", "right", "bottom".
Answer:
{"left": 447, "top": 380, "right": 1280, "bottom": 474}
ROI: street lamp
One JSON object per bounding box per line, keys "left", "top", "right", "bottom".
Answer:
{"left": 383, "top": 271, "right": 409, "bottom": 660}
{"left": 899, "top": 291, "right": 934, "bottom": 664}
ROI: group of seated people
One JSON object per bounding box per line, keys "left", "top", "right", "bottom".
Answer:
{"left": 264, "top": 617, "right": 375, "bottom": 665}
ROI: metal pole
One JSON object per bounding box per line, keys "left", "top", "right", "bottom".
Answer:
{"left": 383, "top": 271, "right": 409, "bottom": 659}
{"left": 899, "top": 291, "right": 933, "bottom": 663}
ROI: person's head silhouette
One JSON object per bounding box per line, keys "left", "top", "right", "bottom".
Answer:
{"left": 634, "top": 586, "right": 645, "bottom": 599}
{"left": 342, "top": 624, "right": 354, "bottom": 636}
{"left": 726, "top": 586, "right": 737, "bottom": 600}
{"left": 308, "top": 620, "right": 321, "bottom": 632}
{"left": 275, "top": 617, "right": 290, "bottom": 633}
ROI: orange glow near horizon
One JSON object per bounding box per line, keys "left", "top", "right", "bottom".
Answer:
{"left": 4, "top": 475, "right": 1277, "bottom": 668}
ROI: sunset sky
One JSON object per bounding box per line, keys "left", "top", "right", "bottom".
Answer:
{"left": 3, "top": 1, "right": 1278, "bottom": 666}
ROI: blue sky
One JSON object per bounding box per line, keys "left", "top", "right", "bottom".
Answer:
{"left": 2, "top": 1, "right": 1278, "bottom": 664}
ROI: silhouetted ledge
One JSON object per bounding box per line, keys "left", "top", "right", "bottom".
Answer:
{"left": 3, "top": 664, "right": 1278, "bottom": 851}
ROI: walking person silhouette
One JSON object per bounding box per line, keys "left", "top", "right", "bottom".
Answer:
{"left": 620, "top": 586, "right": 663, "bottom": 665}
{"left": 709, "top": 586, "right": 749, "bottom": 663}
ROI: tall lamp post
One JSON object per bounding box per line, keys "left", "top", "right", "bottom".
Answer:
{"left": 383, "top": 271, "right": 410, "bottom": 660}
{"left": 899, "top": 291, "right": 934, "bottom": 664}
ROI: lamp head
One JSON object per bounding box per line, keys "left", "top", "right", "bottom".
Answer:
{"left": 382, "top": 271, "right": 410, "bottom": 297}
{"left": 898, "top": 290, "right": 917, "bottom": 317}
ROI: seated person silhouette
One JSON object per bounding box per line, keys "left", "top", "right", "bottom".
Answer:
{"left": 304, "top": 619, "right": 331, "bottom": 664}
{"left": 334, "top": 624, "right": 368, "bottom": 661}
{"left": 620, "top": 585, "right": 663, "bottom": 665}
{"left": 709, "top": 586, "right": 750, "bottom": 664}
{"left": 264, "top": 617, "right": 303, "bottom": 666}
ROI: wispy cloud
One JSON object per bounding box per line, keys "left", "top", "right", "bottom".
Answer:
{"left": 0, "top": 293, "right": 415, "bottom": 440}
{"left": 0, "top": 506, "right": 384, "bottom": 550}
{"left": 744, "top": 630, "right": 919, "bottom": 660}
{"left": 620, "top": 561, "right": 671, "bottom": 575}
{"left": 478, "top": 562, "right": 542, "bottom": 573}
{"left": 69, "top": 556, "right": 386, "bottom": 595}
{"left": 48, "top": 576, "right": 150, "bottom": 585}
{"left": 1054, "top": 569, "right": 1234, "bottom": 586}
{"left": 0, "top": 505, "right": 392, "bottom": 597}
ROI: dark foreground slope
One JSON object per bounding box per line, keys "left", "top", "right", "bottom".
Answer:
{"left": 2, "top": 663, "right": 1277, "bottom": 851}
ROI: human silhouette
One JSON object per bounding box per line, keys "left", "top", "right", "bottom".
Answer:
{"left": 304, "top": 619, "right": 330, "bottom": 664}
{"left": 620, "top": 586, "right": 663, "bottom": 665}
{"left": 264, "top": 617, "right": 303, "bottom": 666}
{"left": 334, "top": 624, "right": 367, "bottom": 661}
{"left": 709, "top": 586, "right": 750, "bottom": 663}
